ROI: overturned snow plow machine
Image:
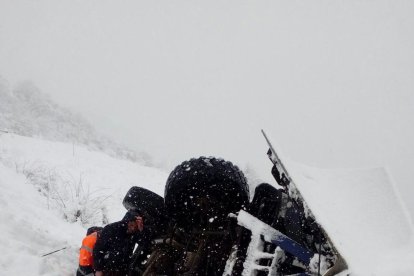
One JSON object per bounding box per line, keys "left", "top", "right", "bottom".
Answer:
{"left": 122, "top": 132, "right": 348, "bottom": 276}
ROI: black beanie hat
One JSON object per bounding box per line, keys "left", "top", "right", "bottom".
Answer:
{"left": 122, "top": 210, "right": 140, "bottom": 222}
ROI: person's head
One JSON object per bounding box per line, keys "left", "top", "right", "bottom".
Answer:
{"left": 127, "top": 217, "right": 143, "bottom": 233}
{"left": 86, "top": 226, "right": 103, "bottom": 236}
{"left": 123, "top": 211, "right": 144, "bottom": 234}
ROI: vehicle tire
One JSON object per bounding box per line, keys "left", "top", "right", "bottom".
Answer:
{"left": 164, "top": 156, "right": 249, "bottom": 230}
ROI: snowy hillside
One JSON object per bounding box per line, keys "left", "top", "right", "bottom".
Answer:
{"left": 0, "top": 77, "right": 151, "bottom": 165}
{"left": 0, "top": 81, "right": 413, "bottom": 275}
{"left": 1, "top": 133, "right": 414, "bottom": 275}
{"left": 0, "top": 133, "right": 168, "bottom": 275}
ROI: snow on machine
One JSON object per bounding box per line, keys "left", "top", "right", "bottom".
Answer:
{"left": 122, "top": 132, "right": 348, "bottom": 275}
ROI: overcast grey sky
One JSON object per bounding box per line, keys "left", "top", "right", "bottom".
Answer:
{"left": 1, "top": 1, "right": 413, "bottom": 218}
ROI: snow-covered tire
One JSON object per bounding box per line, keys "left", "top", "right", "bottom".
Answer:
{"left": 164, "top": 157, "right": 249, "bottom": 230}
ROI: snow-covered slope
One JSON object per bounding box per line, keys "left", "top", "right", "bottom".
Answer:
{"left": 0, "top": 78, "right": 151, "bottom": 165}
{"left": 2, "top": 131, "right": 413, "bottom": 275}
{"left": 0, "top": 133, "right": 168, "bottom": 275}
{"left": 0, "top": 162, "right": 83, "bottom": 275}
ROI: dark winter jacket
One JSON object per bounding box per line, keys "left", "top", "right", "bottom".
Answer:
{"left": 93, "top": 220, "right": 142, "bottom": 272}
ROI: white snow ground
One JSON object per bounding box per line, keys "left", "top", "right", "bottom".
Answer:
{"left": 0, "top": 133, "right": 168, "bottom": 275}
{"left": 0, "top": 132, "right": 413, "bottom": 275}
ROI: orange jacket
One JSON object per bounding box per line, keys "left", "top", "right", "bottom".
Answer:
{"left": 79, "top": 232, "right": 98, "bottom": 266}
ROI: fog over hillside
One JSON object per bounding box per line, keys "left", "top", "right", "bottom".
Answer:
{"left": 0, "top": 1, "right": 413, "bottom": 274}
{"left": 1, "top": 1, "right": 413, "bottom": 222}
{"left": 0, "top": 77, "right": 152, "bottom": 166}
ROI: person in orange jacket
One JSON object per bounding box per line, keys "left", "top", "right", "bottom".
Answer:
{"left": 77, "top": 226, "right": 103, "bottom": 276}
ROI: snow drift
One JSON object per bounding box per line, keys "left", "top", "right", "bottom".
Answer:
{"left": 0, "top": 133, "right": 168, "bottom": 274}
{"left": 0, "top": 161, "right": 83, "bottom": 275}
